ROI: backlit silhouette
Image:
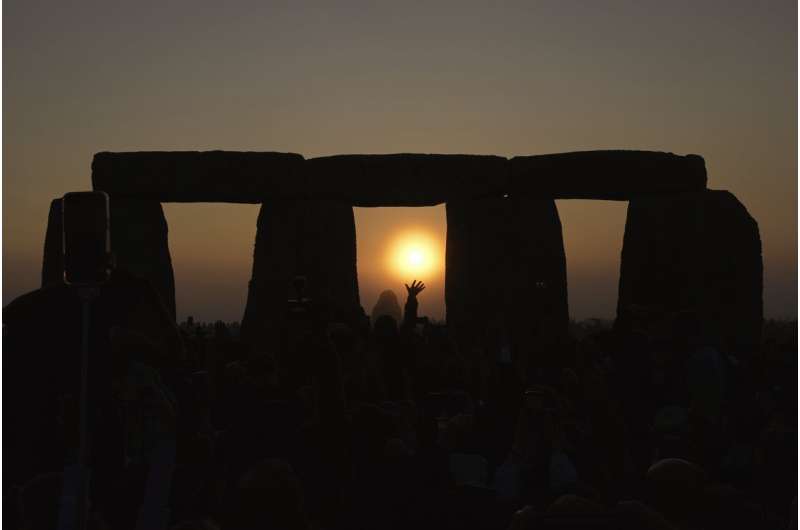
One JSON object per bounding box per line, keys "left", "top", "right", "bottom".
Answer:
{"left": 4, "top": 149, "right": 793, "bottom": 530}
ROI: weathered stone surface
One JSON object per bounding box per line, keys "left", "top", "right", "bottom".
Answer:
{"left": 305, "top": 154, "right": 509, "bottom": 206}
{"left": 508, "top": 197, "right": 570, "bottom": 346}
{"left": 241, "top": 200, "right": 360, "bottom": 345}
{"left": 445, "top": 197, "right": 511, "bottom": 346}
{"left": 92, "top": 150, "right": 705, "bottom": 204}
{"left": 510, "top": 151, "right": 707, "bottom": 200}
{"left": 616, "top": 190, "right": 762, "bottom": 353}
{"left": 41, "top": 199, "right": 64, "bottom": 287}
{"left": 108, "top": 198, "right": 176, "bottom": 317}
{"left": 445, "top": 196, "right": 568, "bottom": 374}
{"left": 92, "top": 151, "right": 306, "bottom": 203}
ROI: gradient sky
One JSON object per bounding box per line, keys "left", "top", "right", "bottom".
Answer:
{"left": 4, "top": 0, "right": 797, "bottom": 323}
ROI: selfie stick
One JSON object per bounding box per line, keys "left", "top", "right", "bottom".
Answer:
{"left": 58, "top": 191, "right": 110, "bottom": 530}
{"left": 57, "top": 287, "right": 98, "bottom": 530}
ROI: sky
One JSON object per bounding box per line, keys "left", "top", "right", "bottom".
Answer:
{"left": 3, "top": 0, "right": 797, "bottom": 323}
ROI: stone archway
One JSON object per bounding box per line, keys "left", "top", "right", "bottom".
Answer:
{"left": 41, "top": 149, "right": 763, "bottom": 360}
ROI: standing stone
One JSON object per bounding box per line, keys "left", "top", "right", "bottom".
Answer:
{"left": 617, "top": 190, "right": 763, "bottom": 354}
{"left": 445, "top": 197, "right": 568, "bottom": 376}
{"left": 241, "top": 200, "right": 360, "bottom": 346}
{"left": 109, "top": 198, "right": 176, "bottom": 317}
{"left": 445, "top": 197, "right": 511, "bottom": 349}
{"left": 42, "top": 199, "right": 64, "bottom": 287}
{"left": 508, "top": 197, "right": 570, "bottom": 353}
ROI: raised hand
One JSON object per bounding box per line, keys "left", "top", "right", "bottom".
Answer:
{"left": 405, "top": 280, "right": 426, "bottom": 298}
{"left": 402, "top": 280, "right": 425, "bottom": 331}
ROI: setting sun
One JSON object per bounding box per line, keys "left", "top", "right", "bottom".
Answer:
{"left": 387, "top": 231, "right": 442, "bottom": 279}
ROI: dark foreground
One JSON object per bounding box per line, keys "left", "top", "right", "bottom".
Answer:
{"left": 3, "top": 275, "right": 797, "bottom": 529}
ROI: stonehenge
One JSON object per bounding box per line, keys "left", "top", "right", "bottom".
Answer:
{"left": 41, "top": 199, "right": 65, "bottom": 287}
{"left": 509, "top": 150, "right": 707, "bottom": 200}
{"left": 40, "top": 149, "right": 762, "bottom": 362}
{"left": 240, "top": 199, "right": 360, "bottom": 345}
{"left": 445, "top": 196, "right": 569, "bottom": 372}
{"left": 91, "top": 150, "right": 704, "bottom": 203}
{"left": 304, "top": 154, "right": 508, "bottom": 206}
{"left": 92, "top": 151, "right": 306, "bottom": 203}
{"left": 617, "top": 190, "right": 763, "bottom": 353}
{"left": 105, "top": 198, "right": 175, "bottom": 317}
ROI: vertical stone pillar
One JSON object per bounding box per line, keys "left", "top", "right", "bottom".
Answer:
{"left": 41, "top": 198, "right": 64, "bottom": 287}
{"left": 445, "top": 197, "right": 568, "bottom": 376}
{"left": 109, "top": 198, "right": 176, "bottom": 317}
{"left": 241, "top": 200, "right": 360, "bottom": 346}
{"left": 507, "top": 197, "right": 570, "bottom": 355}
{"left": 617, "top": 190, "right": 762, "bottom": 354}
{"left": 445, "top": 197, "right": 512, "bottom": 352}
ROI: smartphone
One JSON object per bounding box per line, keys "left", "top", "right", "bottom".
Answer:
{"left": 62, "top": 191, "right": 111, "bottom": 286}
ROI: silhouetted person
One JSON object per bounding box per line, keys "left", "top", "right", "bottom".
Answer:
{"left": 373, "top": 314, "right": 403, "bottom": 400}
{"left": 225, "top": 459, "right": 309, "bottom": 530}
{"left": 371, "top": 289, "right": 402, "bottom": 326}
{"left": 3, "top": 268, "right": 184, "bottom": 525}
{"left": 3, "top": 250, "right": 795, "bottom": 529}
{"left": 16, "top": 472, "right": 63, "bottom": 530}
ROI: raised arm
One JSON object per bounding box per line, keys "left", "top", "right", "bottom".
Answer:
{"left": 402, "top": 280, "right": 426, "bottom": 331}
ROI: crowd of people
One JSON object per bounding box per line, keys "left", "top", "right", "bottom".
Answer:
{"left": 3, "top": 270, "right": 797, "bottom": 529}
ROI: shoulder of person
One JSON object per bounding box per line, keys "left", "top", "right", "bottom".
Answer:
{"left": 3, "top": 284, "right": 71, "bottom": 326}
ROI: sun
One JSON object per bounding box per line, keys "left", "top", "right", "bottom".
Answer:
{"left": 387, "top": 231, "right": 441, "bottom": 279}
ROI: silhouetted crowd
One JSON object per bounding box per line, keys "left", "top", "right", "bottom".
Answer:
{"left": 3, "top": 271, "right": 798, "bottom": 529}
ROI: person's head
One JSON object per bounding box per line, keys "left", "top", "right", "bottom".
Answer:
{"left": 17, "top": 473, "right": 63, "bottom": 530}
{"left": 645, "top": 458, "right": 707, "bottom": 523}
{"left": 547, "top": 494, "right": 604, "bottom": 514}
{"left": 214, "top": 320, "right": 230, "bottom": 340}
{"left": 440, "top": 413, "right": 475, "bottom": 452}
{"left": 352, "top": 404, "right": 394, "bottom": 452}
{"left": 698, "top": 483, "right": 746, "bottom": 529}
{"left": 108, "top": 326, "right": 163, "bottom": 395}
{"left": 372, "top": 289, "right": 402, "bottom": 324}
{"left": 171, "top": 519, "right": 220, "bottom": 530}
{"left": 328, "top": 323, "right": 356, "bottom": 359}
{"left": 229, "top": 459, "right": 308, "bottom": 530}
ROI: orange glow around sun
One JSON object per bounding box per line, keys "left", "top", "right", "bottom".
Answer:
{"left": 387, "top": 231, "right": 443, "bottom": 280}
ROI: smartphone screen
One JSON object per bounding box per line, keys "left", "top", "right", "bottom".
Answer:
{"left": 62, "top": 191, "right": 110, "bottom": 285}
